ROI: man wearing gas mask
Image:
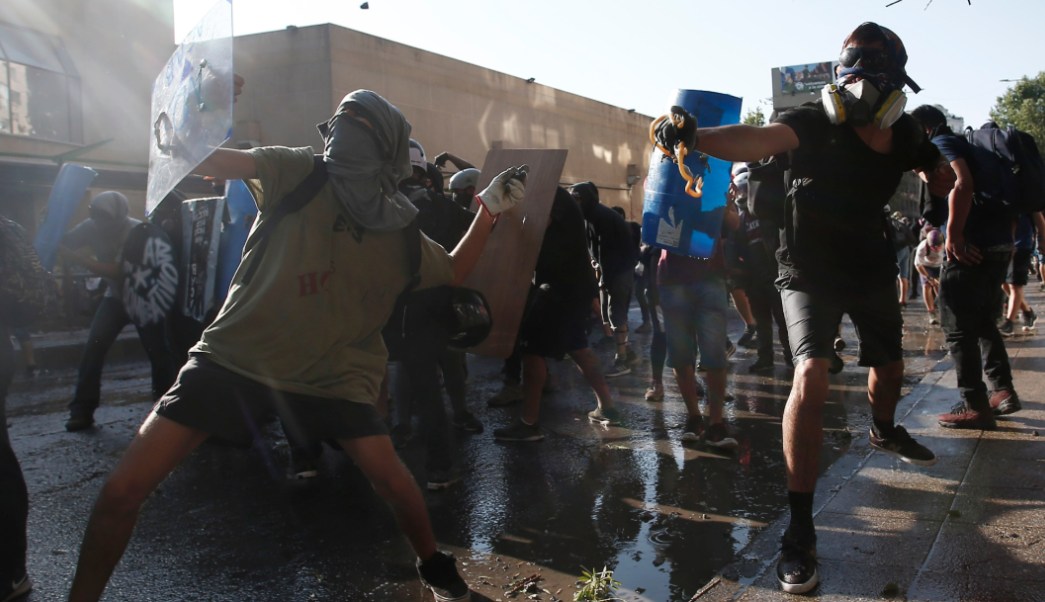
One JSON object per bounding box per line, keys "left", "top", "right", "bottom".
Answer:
{"left": 655, "top": 23, "right": 942, "bottom": 594}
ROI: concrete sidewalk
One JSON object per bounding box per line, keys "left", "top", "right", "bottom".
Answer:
{"left": 11, "top": 325, "right": 142, "bottom": 374}
{"left": 698, "top": 329, "right": 1045, "bottom": 600}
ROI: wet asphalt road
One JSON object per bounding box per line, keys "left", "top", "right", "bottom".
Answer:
{"left": 6, "top": 303, "right": 949, "bottom": 601}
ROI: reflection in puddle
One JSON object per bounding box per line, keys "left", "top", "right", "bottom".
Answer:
{"left": 418, "top": 309, "right": 948, "bottom": 601}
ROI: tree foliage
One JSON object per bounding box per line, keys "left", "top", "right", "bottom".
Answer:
{"left": 989, "top": 72, "right": 1045, "bottom": 145}
{"left": 742, "top": 107, "right": 766, "bottom": 127}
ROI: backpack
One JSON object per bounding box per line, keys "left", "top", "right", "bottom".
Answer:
{"left": 241, "top": 156, "right": 491, "bottom": 360}
{"left": 379, "top": 222, "right": 492, "bottom": 360}
{"left": 888, "top": 215, "right": 916, "bottom": 251}
{"left": 746, "top": 153, "right": 790, "bottom": 224}
{"left": 965, "top": 124, "right": 1045, "bottom": 215}
{"left": 0, "top": 216, "right": 58, "bottom": 326}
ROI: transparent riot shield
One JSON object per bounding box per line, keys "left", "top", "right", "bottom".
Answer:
{"left": 146, "top": 0, "right": 234, "bottom": 215}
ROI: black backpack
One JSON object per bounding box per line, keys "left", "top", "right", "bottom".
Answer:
{"left": 887, "top": 215, "right": 916, "bottom": 251}
{"left": 965, "top": 124, "right": 1045, "bottom": 215}
{"left": 241, "top": 156, "right": 491, "bottom": 360}
{"left": 746, "top": 153, "right": 790, "bottom": 225}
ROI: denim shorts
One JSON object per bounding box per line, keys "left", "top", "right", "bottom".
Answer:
{"left": 896, "top": 246, "right": 912, "bottom": 279}
{"left": 155, "top": 355, "right": 387, "bottom": 447}
{"left": 779, "top": 281, "right": 902, "bottom": 367}
{"left": 659, "top": 278, "right": 729, "bottom": 370}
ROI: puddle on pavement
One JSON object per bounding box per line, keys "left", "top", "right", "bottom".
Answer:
{"left": 13, "top": 305, "right": 949, "bottom": 601}
{"left": 416, "top": 308, "right": 949, "bottom": 601}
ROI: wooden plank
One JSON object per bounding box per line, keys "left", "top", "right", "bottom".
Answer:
{"left": 463, "top": 148, "right": 567, "bottom": 358}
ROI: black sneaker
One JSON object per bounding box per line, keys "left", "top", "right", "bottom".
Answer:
{"left": 417, "top": 551, "right": 471, "bottom": 601}
{"left": 737, "top": 326, "right": 757, "bottom": 348}
{"left": 487, "top": 384, "right": 523, "bottom": 407}
{"left": 1, "top": 573, "right": 31, "bottom": 602}
{"left": 999, "top": 319, "right": 1016, "bottom": 337}
{"left": 452, "top": 411, "right": 484, "bottom": 434}
{"left": 777, "top": 529, "right": 818, "bottom": 594}
{"left": 605, "top": 356, "right": 631, "bottom": 377}
{"left": 1022, "top": 308, "right": 1037, "bottom": 330}
{"left": 726, "top": 340, "right": 737, "bottom": 359}
{"left": 828, "top": 353, "right": 844, "bottom": 375}
{"left": 287, "top": 454, "right": 320, "bottom": 481}
{"left": 65, "top": 413, "right": 94, "bottom": 432}
{"left": 704, "top": 422, "right": 738, "bottom": 449}
{"left": 426, "top": 470, "right": 461, "bottom": 492}
{"left": 681, "top": 415, "right": 705, "bottom": 442}
{"left": 869, "top": 425, "right": 938, "bottom": 466}
{"left": 749, "top": 356, "right": 774, "bottom": 374}
{"left": 493, "top": 420, "right": 544, "bottom": 442}
{"left": 390, "top": 424, "right": 413, "bottom": 450}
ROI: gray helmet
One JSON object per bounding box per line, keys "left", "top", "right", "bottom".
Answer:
{"left": 449, "top": 168, "right": 480, "bottom": 191}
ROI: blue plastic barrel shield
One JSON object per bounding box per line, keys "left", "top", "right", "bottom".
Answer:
{"left": 215, "top": 179, "right": 258, "bottom": 303}
{"left": 33, "top": 163, "right": 99, "bottom": 270}
{"left": 641, "top": 90, "right": 742, "bottom": 259}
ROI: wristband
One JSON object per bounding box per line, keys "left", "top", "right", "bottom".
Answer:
{"left": 475, "top": 194, "right": 500, "bottom": 227}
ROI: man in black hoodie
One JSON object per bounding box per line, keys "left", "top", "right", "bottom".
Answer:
{"left": 569, "top": 182, "right": 640, "bottom": 376}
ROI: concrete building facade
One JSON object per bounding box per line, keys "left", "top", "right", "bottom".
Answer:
{"left": 232, "top": 24, "right": 653, "bottom": 218}
{"left": 1, "top": 12, "right": 656, "bottom": 229}
{"left": 0, "top": 0, "right": 177, "bottom": 230}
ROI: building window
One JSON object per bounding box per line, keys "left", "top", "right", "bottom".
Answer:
{"left": 0, "top": 23, "right": 81, "bottom": 144}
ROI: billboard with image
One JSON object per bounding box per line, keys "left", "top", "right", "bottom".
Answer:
{"left": 779, "top": 62, "right": 836, "bottom": 94}
{"left": 772, "top": 61, "right": 838, "bottom": 109}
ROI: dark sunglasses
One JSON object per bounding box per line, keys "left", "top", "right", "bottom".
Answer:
{"left": 839, "top": 46, "right": 890, "bottom": 72}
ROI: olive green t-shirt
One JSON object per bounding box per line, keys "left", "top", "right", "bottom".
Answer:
{"left": 193, "top": 146, "right": 454, "bottom": 403}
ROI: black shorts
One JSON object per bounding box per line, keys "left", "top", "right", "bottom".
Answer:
{"left": 155, "top": 356, "right": 387, "bottom": 447}
{"left": 779, "top": 281, "right": 902, "bottom": 368}
{"left": 1007, "top": 248, "right": 1032, "bottom": 286}
{"left": 518, "top": 287, "right": 590, "bottom": 360}
{"left": 600, "top": 270, "right": 634, "bottom": 331}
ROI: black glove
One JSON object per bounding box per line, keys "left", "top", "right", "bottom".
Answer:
{"left": 654, "top": 106, "right": 698, "bottom": 158}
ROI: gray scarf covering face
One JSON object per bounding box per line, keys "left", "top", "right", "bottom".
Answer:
{"left": 319, "top": 90, "right": 418, "bottom": 232}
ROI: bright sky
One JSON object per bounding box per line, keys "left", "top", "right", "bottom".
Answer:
{"left": 173, "top": 0, "right": 1043, "bottom": 127}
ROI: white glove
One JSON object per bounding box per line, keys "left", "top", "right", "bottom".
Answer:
{"left": 476, "top": 165, "right": 528, "bottom": 216}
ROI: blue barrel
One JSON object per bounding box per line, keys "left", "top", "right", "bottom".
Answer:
{"left": 641, "top": 90, "right": 742, "bottom": 259}
{"left": 215, "top": 179, "right": 258, "bottom": 303}
{"left": 33, "top": 163, "right": 98, "bottom": 270}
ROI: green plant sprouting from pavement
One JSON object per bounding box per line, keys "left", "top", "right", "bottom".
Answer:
{"left": 574, "top": 566, "right": 622, "bottom": 601}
